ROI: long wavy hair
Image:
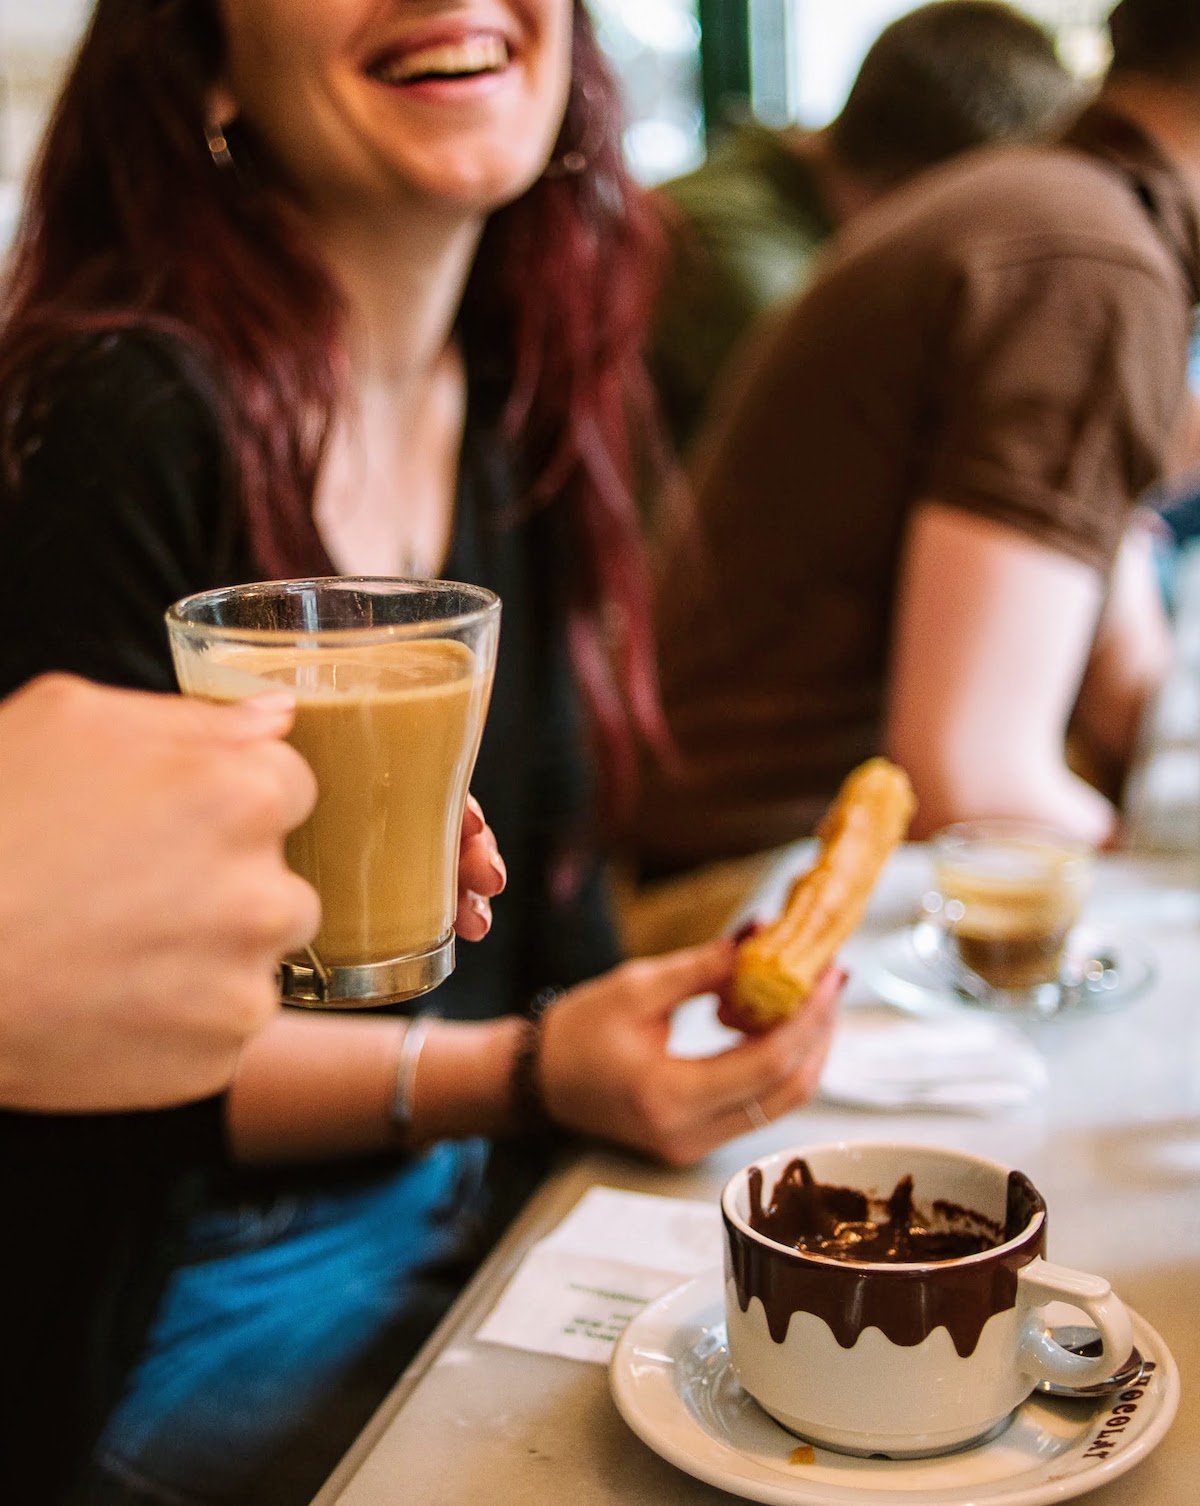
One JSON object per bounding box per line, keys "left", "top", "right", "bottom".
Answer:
{"left": 0, "top": 0, "right": 666, "bottom": 820}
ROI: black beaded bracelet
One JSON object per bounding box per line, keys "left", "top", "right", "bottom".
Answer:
{"left": 510, "top": 988, "right": 560, "bottom": 1134}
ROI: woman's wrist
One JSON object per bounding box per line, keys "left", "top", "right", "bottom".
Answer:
{"left": 509, "top": 989, "right": 560, "bottom": 1135}
{"left": 387, "top": 1014, "right": 433, "bottom": 1139}
{"left": 227, "top": 1012, "right": 407, "bottom": 1164}
{"left": 403, "top": 1015, "right": 527, "bottom": 1142}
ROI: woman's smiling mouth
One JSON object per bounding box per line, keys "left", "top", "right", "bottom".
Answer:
{"left": 369, "top": 34, "right": 511, "bottom": 86}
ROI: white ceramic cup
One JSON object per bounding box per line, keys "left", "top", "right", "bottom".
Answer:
{"left": 721, "top": 1142, "right": 1133, "bottom": 1459}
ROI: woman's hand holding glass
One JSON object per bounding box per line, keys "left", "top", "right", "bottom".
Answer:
{"left": 455, "top": 793, "right": 506, "bottom": 942}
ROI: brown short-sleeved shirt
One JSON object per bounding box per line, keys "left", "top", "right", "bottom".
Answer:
{"left": 636, "top": 106, "right": 1200, "bottom": 874}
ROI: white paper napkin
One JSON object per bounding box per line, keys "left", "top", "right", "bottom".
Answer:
{"left": 475, "top": 1186, "right": 720, "bottom": 1365}
{"left": 819, "top": 1011, "right": 1047, "bottom": 1113}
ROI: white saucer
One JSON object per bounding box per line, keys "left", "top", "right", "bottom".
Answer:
{"left": 610, "top": 1271, "right": 1179, "bottom": 1506}
{"left": 862, "top": 923, "right": 1156, "bottom": 1019}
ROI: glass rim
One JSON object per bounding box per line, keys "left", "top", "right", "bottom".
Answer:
{"left": 166, "top": 576, "right": 500, "bottom": 647}
{"left": 932, "top": 818, "right": 1094, "bottom": 863}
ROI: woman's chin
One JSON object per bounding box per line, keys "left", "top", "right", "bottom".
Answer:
{"left": 406, "top": 154, "right": 555, "bottom": 213}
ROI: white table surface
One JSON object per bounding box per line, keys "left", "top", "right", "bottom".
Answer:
{"left": 312, "top": 840, "right": 1200, "bottom": 1506}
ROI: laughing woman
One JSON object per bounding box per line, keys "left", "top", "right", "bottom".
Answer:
{"left": 0, "top": 3, "right": 840, "bottom": 1503}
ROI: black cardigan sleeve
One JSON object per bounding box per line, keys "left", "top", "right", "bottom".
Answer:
{"left": 0, "top": 332, "right": 239, "bottom": 697}
{"left": 0, "top": 333, "right": 234, "bottom": 1500}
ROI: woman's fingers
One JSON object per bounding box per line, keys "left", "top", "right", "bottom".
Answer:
{"left": 614, "top": 938, "right": 739, "bottom": 1019}
{"left": 458, "top": 831, "right": 505, "bottom": 898}
{"left": 657, "top": 968, "right": 843, "bottom": 1165}
{"left": 616, "top": 965, "right": 844, "bottom": 1168}
{"left": 458, "top": 809, "right": 505, "bottom": 899}
{"left": 455, "top": 890, "right": 493, "bottom": 942}
{"left": 736, "top": 985, "right": 841, "bottom": 1121}
{"left": 537, "top": 948, "right": 841, "bottom": 1169}
{"left": 454, "top": 801, "right": 505, "bottom": 942}
{"left": 675, "top": 965, "right": 844, "bottom": 1116}
{"left": 461, "top": 793, "right": 485, "bottom": 838}
{"left": 686, "top": 1019, "right": 836, "bottom": 1160}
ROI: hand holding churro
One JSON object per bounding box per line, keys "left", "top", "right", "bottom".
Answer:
{"left": 725, "top": 759, "right": 915, "bottom": 1033}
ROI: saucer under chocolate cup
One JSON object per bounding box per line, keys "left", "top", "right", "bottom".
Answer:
{"left": 720, "top": 1142, "right": 1133, "bottom": 1460}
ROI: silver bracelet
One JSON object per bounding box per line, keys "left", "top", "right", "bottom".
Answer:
{"left": 390, "top": 1014, "right": 432, "bottom": 1136}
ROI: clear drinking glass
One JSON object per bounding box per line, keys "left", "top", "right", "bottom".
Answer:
{"left": 929, "top": 820, "right": 1093, "bottom": 992}
{"left": 167, "top": 577, "right": 500, "bottom": 1007}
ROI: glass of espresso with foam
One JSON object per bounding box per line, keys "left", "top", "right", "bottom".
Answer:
{"left": 168, "top": 578, "right": 499, "bottom": 1007}
{"left": 930, "top": 820, "right": 1093, "bottom": 991}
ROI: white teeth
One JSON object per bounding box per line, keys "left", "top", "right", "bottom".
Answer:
{"left": 376, "top": 35, "right": 509, "bottom": 84}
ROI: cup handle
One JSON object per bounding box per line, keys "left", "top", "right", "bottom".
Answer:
{"left": 1014, "top": 1257, "right": 1134, "bottom": 1389}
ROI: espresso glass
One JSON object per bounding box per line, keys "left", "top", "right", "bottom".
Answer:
{"left": 929, "top": 820, "right": 1093, "bottom": 991}
{"left": 168, "top": 578, "right": 500, "bottom": 1008}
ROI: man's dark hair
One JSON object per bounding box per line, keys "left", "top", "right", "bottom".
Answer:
{"left": 830, "top": 1, "right": 1080, "bottom": 186}
{"left": 1108, "top": 0, "right": 1200, "bottom": 82}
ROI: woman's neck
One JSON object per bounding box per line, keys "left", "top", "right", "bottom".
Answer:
{"left": 304, "top": 199, "right": 482, "bottom": 577}
{"left": 309, "top": 198, "right": 484, "bottom": 394}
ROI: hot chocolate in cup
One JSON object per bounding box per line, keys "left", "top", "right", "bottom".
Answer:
{"left": 930, "top": 820, "right": 1094, "bottom": 990}
{"left": 721, "top": 1142, "right": 1132, "bottom": 1459}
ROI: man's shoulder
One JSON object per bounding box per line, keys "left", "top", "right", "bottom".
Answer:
{"left": 843, "top": 144, "right": 1178, "bottom": 286}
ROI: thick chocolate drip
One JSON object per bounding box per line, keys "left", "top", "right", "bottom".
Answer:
{"left": 748, "top": 1158, "right": 1001, "bottom": 1262}
{"left": 730, "top": 1163, "right": 1043, "bottom": 1356}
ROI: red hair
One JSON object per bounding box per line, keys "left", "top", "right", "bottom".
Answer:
{"left": 0, "top": 0, "right": 666, "bottom": 821}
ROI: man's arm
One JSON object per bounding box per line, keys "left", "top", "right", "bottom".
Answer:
{"left": 1069, "top": 512, "right": 1172, "bottom": 801}
{"left": 883, "top": 501, "right": 1121, "bottom": 844}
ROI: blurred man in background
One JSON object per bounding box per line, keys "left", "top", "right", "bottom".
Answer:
{"left": 631, "top": 0, "right": 1192, "bottom": 933}
{"left": 652, "top": 0, "right": 1083, "bottom": 458}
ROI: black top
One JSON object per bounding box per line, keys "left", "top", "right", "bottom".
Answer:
{"left": 0, "top": 332, "right": 619, "bottom": 1499}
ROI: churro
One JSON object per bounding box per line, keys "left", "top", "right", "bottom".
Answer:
{"left": 727, "top": 758, "right": 915, "bottom": 1032}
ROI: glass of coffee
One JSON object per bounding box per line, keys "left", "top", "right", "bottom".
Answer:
{"left": 167, "top": 577, "right": 500, "bottom": 1008}
{"left": 928, "top": 820, "right": 1093, "bottom": 991}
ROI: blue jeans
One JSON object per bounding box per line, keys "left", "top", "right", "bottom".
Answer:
{"left": 92, "top": 1140, "right": 492, "bottom": 1505}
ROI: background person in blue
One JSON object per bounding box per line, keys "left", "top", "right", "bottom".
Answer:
{"left": 0, "top": 2, "right": 842, "bottom": 1503}
{"left": 1155, "top": 337, "right": 1200, "bottom": 579}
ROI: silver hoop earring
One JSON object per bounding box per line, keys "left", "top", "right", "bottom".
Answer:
{"left": 205, "top": 123, "right": 235, "bottom": 170}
